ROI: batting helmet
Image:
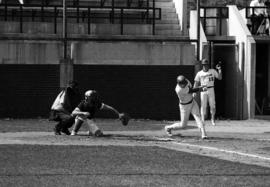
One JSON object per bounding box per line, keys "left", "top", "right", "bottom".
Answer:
{"left": 201, "top": 59, "right": 209, "bottom": 65}
{"left": 177, "top": 75, "right": 188, "bottom": 85}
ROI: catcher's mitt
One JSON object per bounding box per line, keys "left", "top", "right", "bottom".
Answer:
{"left": 119, "top": 113, "right": 130, "bottom": 126}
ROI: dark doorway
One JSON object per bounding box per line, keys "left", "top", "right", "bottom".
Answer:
{"left": 211, "top": 43, "right": 241, "bottom": 119}
{"left": 255, "top": 43, "right": 269, "bottom": 115}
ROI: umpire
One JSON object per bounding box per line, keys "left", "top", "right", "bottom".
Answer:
{"left": 50, "top": 80, "right": 82, "bottom": 135}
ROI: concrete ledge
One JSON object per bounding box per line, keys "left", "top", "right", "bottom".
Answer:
{"left": 0, "top": 21, "right": 152, "bottom": 35}
{"left": 207, "top": 36, "right": 235, "bottom": 42}
{"left": 0, "top": 33, "right": 194, "bottom": 42}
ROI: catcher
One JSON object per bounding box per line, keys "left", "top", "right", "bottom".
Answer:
{"left": 71, "top": 90, "right": 130, "bottom": 136}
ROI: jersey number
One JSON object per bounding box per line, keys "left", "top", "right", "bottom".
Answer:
{"left": 209, "top": 77, "right": 214, "bottom": 81}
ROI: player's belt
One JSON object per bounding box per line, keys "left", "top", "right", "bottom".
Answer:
{"left": 180, "top": 99, "right": 193, "bottom": 105}
{"left": 202, "top": 86, "right": 214, "bottom": 92}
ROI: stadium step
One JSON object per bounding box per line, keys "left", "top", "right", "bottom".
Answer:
{"left": 156, "top": 19, "right": 179, "bottom": 24}
{"left": 155, "top": 24, "right": 180, "bottom": 30}
{"left": 156, "top": 0, "right": 172, "bottom": 1}
{"left": 161, "top": 13, "right": 178, "bottom": 20}
{"left": 160, "top": 8, "right": 177, "bottom": 14}
{"left": 152, "top": 0, "right": 181, "bottom": 36}
{"left": 155, "top": 29, "right": 181, "bottom": 35}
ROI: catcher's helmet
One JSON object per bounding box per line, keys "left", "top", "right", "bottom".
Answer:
{"left": 201, "top": 59, "right": 209, "bottom": 65}
{"left": 85, "top": 90, "right": 101, "bottom": 103}
{"left": 85, "top": 90, "right": 97, "bottom": 97}
{"left": 177, "top": 75, "right": 187, "bottom": 85}
{"left": 85, "top": 90, "right": 100, "bottom": 100}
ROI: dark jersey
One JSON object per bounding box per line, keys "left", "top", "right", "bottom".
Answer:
{"left": 77, "top": 100, "right": 103, "bottom": 119}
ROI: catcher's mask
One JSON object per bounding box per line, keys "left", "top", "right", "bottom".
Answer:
{"left": 177, "top": 75, "right": 187, "bottom": 86}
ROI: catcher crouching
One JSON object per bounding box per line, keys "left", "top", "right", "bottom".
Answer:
{"left": 71, "top": 90, "right": 129, "bottom": 137}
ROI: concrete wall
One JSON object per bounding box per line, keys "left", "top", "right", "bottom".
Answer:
{"left": 0, "top": 64, "right": 59, "bottom": 118}
{"left": 227, "top": 5, "right": 256, "bottom": 119}
{"left": 71, "top": 41, "right": 196, "bottom": 65}
{"left": 0, "top": 22, "right": 152, "bottom": 35}
{"left": 268, "top": 47, "right": 270, "bottom": 98}
{"left": 0, "top": 40, "right": 62, "bottom": 64}
{"left": 0, "top": 39, "right": 196, "bottom": 66}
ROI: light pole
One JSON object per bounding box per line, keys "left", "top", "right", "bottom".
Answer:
{"left": 196, "top": 0, "right": 200, "bottom": 61}
{"left": 63, "top": 0, "right": 67, "bottom": 59}
{"left": 60, "top": 0, "right": 72, "bottom": 90}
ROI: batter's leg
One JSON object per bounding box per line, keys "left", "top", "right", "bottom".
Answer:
{"left": 165, "top": 104, "right": 191, "bottom": 136}
{"left": 191, "top": 101, "right": 207, "bottom": 139}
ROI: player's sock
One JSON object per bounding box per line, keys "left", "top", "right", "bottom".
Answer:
{"left": 71, "top": 130, "right": 77, "bottom": 136}
{"left": 211, "top": 119, "right": 216, "bottom": 126}
{"left": 200, "top": 127, "right": 207, "bottom": 139}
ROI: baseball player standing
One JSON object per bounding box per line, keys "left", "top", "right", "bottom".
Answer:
{"left": 193, "top": 59, "right": 222, "bottom": 126}
{"left": 164, "top": 75, "right": 208, "bottom": 139}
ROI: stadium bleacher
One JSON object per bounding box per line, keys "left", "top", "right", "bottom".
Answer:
{"left": 0, "top": 0, "right": 177, "bottom": 36}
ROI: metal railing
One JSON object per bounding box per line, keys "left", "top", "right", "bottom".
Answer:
{"left": 200, "top": 7, "right": 229, "bottom": 36}
{"left": 40, "top": 0, "right": 148, "bottom": 8}
{"left": 245, "top": 6, "right": 270, "bottom": 35}
{"left": 0, "top": 1, "right": 161, "bottom": 35}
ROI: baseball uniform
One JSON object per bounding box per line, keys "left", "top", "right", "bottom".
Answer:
{"left": 165, "top": 79, "right": 207, "bottom": 138}
{"left": 72, "top": 99, "right": 105, "bottom": 135}
{"left": 194, "top": 69, "right": 219, "bottom": 121}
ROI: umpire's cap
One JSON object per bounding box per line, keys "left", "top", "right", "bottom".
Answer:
{"left": 201, "top": 59, "right": 209, "bottom": 65}
{"left": 68, "top": 80, "right": 78, "bottom": 87}
{"left": 177, "top": 75, "right": 188, "bottom": 85}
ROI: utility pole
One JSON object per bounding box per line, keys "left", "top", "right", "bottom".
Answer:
{"left": 60, "top": 0, "right": 73, "bottom": 90}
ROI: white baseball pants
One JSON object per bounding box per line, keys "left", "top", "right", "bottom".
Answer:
{"left": 166, "top": 100, "right": 204, "bottom": 129}
{"left": 200, "top": 87, "right": 216, "bottom": 119}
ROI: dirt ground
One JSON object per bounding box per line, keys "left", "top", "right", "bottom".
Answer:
{"left": 0, "top": 118, "right": 270, "bottom": 168}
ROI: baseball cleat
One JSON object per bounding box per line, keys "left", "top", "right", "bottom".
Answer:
{"left": 94, "top": 130, "right": 104, "bottom": 137}
{"left": 202, "top": 135, "right": 208, "bottom": 140}
{"left": 71, "top": 130, "right": 77, "bottom": 136}
{"left": 164, "top": 127, "right": 173, "bottom": 137}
